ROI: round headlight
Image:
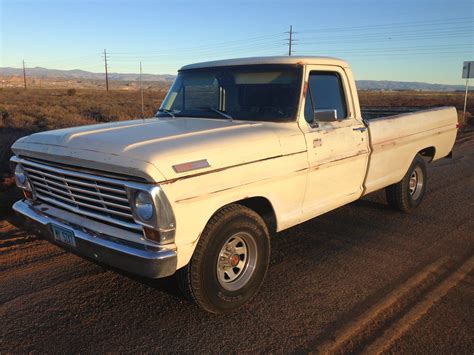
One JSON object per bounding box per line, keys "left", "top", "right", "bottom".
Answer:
{"left": 134, "top": 191, "right": 154, "bottom": 221}
{"left": 15, "top": 164, "right": 27, "bottom": 186}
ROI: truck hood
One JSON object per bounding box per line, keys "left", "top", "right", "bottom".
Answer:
{"left": 12, "top": 117, "right": 299, "bottom": 182}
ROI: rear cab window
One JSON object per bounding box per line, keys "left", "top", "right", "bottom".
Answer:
{"left": 304, "top": 71, "right": 348, "bottom": 123}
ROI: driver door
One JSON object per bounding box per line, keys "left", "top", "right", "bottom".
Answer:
{"left": 300, "top": 65, "right": 370, "bottom": 217}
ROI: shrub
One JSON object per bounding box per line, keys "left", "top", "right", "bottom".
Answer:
{"left": 0, "top": 106, "right": 10, "bottom": 126}
{"left": 66, "top": 88, "right": 77, "bottom": 96}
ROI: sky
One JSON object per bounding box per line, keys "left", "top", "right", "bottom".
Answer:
{"left": 1, "top": 0, "right": 473, "bottom": 84}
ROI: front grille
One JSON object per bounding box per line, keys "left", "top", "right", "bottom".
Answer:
{"left": 22, "top": 159, "right": 140, "bottom": 230}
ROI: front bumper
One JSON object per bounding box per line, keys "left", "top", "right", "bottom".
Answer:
{"left": 13, "top": 200, "right": 177, "bottom": 279}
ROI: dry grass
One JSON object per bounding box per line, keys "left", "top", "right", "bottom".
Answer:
{"left": 0, "top": 87, "right": 168, "bottom": 130}
{"left": 359, "top": 91, "right": 472, "bottom": 111}
{"left": 0, "top": 87, "right": 168, "bottom": 177}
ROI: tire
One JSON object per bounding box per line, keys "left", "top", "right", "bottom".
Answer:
{"left": 385, "top": 154, "right": 428, "bottom": 213}
{"left": 177, "top": 204, "right": 271, "bottom": 314}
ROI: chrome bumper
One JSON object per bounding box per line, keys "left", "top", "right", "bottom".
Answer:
{"left": 13, "top": 200, "right": 177, "bottom": 279}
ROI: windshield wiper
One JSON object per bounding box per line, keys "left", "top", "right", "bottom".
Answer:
{"left": 197, "top": 107, "right": 233, "bottom": 121}
{"left": 156, "top": 108, "right": 176, "bottom": 118}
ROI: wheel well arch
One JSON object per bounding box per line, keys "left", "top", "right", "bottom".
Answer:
{"left": 208, "top": 196, "right": 278, "bottom": 236}
{"left": 418, "top": 146, "right": 436, "bottom": 162}
{"left": 236, "top": 197, "right": 277, "bottom": 235}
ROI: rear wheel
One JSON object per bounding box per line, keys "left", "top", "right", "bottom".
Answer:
{"left": 386, "top": 154, "right": 428, "bottom": 212}
{"left": 177, "top": 204, "right": 270, "bottom": 314}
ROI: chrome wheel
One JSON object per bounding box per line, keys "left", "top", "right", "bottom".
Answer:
{"left": 409, "top": 166, "right": 424, "bottom": 200}
{"left": 216, "top": 232, "right": 258, "bottom": 291}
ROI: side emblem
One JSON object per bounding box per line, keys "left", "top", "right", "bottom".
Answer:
{"left": 172, "top": 159, "right": 210, "bottom": 173}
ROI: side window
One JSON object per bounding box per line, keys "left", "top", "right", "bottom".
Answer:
{"left": 304, "top": 71, "right": 348, "bottom": 123}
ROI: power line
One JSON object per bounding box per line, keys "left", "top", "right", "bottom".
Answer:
{"left": 298, "top": 17, "right": 474, "bottom": 34}
{"left": 297, "top": 32, "right": 474, "bottom": 47}
{"left": 109, "top": 42, "right": 285, "bottom": 61}
{"left": 109, "top": 32, "right": 285, "bottom": 57}
{"left": 298, "top": 27, "right": 473, "bottom": 43}
{"left": 9, "top": 17, "right": 474, "bottom": 76}
{"left": 110, "top": 39, "right": 285, "bottom": 59}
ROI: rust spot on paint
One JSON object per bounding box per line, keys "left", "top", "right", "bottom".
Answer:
{"left": 303, "top": 81, "right": 308, "bottom": 98}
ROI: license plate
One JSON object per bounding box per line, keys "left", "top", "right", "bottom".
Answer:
{"left": 51, "top": 224, "right": 76, "bottom": 247}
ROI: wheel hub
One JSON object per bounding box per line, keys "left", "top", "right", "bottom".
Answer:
{"left": 230, "top": 254, "right": 239, "bottom": 267}
{"left": 409, "top": 172, "right": 417, "bottom": 193}
{"left": 216, "top": 232, "right": 258, "bottom": 291}
{"left": 409, "top": 166, "right": 424, "bottom": 199}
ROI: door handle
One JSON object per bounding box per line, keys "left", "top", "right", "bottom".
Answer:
{"left": 353, "top": 127, "right": 367, "bottom": 132}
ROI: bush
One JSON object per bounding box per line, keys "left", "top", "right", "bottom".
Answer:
{"left": 34, "top": 115, "right": 49, "bottom": 129}
{"left": 66, "top": 88, "right": 77, "bottom": 96}
{"left": 0, "top": 106, "right": 10, "bottom": 126}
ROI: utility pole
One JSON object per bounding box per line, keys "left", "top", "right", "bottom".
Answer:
{"left": 103, "top": 49, "right": 109, "bottom": 91}
{"left": 463, "top": 76, "right": 469, "bottom": 125}
{"left": 140, "top": 61, "right": 145, "bottom": 119}
{"left": 462, "top": 61, "right": 473, "bottom": 127}
{"left": 286, "top": 25, "right": 296, "bottom": 56}
{"left": 22, "top": 60, "right": 27, "bottom": 89}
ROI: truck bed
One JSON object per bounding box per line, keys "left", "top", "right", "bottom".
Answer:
{"left": 361, "top": 106, "right": 443, "bottom": 120}
{"left": 363, "top": 106, "right": 458, "bottom": 194}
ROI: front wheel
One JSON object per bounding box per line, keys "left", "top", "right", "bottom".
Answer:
{"left": 177, "top": 204, "right": 270, "bottom": 314}
{"left": 385, "top": 154, "right": 428, "bottom": 212}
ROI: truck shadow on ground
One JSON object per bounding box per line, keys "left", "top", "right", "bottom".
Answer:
{"left": 352, "top": 197, "right": 391, "bottom": 211}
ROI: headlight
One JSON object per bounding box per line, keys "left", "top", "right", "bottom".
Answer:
{"left": 15, "top": 164, "right": 28, "bottom": 188}
{"left": 128, "top": 185, "right": 176, "bottom": 245}
{"left": 134, "top": 191, "right": 154, "bottom": 221}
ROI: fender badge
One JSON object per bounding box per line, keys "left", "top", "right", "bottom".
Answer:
{"left": 172, "top": 159, "right": 210, "bottom": 173}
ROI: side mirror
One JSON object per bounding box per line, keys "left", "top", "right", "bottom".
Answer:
{"left": 314, "top": 109, "right": 338, "bottom": 122}
{"left": 309, "top": 109, "right": 338, "bottom": 128}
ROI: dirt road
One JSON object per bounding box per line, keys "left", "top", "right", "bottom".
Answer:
{"left": 1, "top": 129, "right": 473, "bottom": 353}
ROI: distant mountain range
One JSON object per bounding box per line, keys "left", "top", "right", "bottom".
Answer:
{"left": 0, "top": 67, "right": 467, "bottom": 92}
{"left": 0, "top": 67, "right": 175, "bottom": 82}
{"left": 356, "top": 80, "right": 466, "bottom": 92}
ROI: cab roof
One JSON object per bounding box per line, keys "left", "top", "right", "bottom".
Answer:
{"left": 180, "top": 56, "right": 350, "bottom": 71}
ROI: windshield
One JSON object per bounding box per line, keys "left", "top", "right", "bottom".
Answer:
{"left": 157, "top": 65, "right": 303, "bottom": 122}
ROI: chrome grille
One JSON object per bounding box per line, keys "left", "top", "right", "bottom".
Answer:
{"left": 21, "top": 159, "right": 140, "bottom": 230}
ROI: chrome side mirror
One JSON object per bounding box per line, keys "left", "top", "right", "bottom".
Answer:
{"left": 310, "top": 109, "right": 338, "bottom": 128}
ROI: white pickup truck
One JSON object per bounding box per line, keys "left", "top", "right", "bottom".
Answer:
{"left": 11, "top": 56, "right": 458, "bottom": 313}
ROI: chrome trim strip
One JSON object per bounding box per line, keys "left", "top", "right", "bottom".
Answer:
{"left": 35, "top": 189, "right": 133, "bottom": 218}
{"left": 27, "top": 175, "right": 129, "bottom": 202}
{"left": 19, "top": 157, "right": 133, "bottom": 187}
{"left": 30, "top": 181, "right": 131, "bottom": 210}
{"left": 24, "top": 166, "right": 127, "bottom": 195}
{"left": 34, "top": 193, "right": 141, "bottom": 230}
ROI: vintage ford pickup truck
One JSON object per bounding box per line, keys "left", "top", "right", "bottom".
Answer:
{"left": 11, "top": 56, "right": 458, "bottom": 313}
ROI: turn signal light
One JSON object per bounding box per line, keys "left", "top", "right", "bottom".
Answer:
{"left": 143, "top": 227, "right": 161, "bottom": 243}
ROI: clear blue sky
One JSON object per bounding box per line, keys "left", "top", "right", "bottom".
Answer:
{"left": 1, "top": 0, "right": 473, "bottom": 84}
